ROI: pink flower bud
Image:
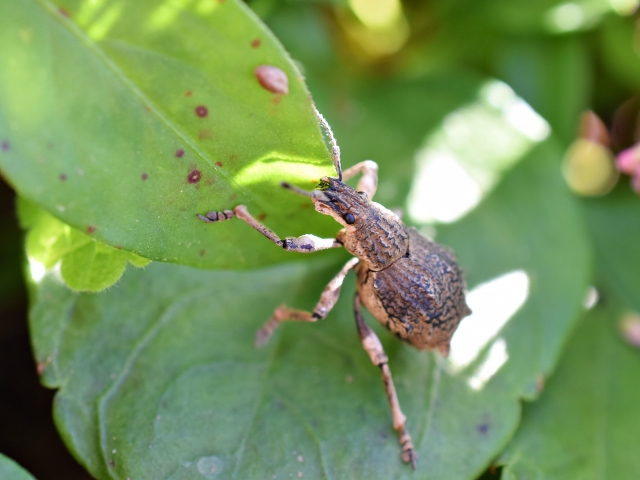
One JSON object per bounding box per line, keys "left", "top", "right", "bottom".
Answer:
{"left": 616, "top": 146, "right": 640, "bottom": 175}
{"left": 579, "top": 111, "right": 610, "bottom": 146}
{"left": 632, "top": 172, "right": 640, "bottom": 194}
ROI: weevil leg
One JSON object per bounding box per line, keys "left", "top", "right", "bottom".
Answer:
{"left": 342, "top": 160, "right": 378, "bottom": 199}
{"left": 198, "top": 205, "right": 343, "bottom": 253}
{"left": 353, "top": 293, "right": 417, "bottom": 469}
{"left": 255, "top": 257, "right": 359, "bottom": 347}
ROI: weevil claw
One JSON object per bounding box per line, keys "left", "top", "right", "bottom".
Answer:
{"left": 254, "top": 328, "right": 271, "bottom": 348}
{"left": 402, "top": 448, "right": 417, "bottom": 470}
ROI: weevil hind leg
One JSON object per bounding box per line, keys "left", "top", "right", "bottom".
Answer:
{"left": 199, "top": 204, "right": 343, "bottom": 253}
{"left": 342, "top": 160, "right": 378, "bottom": 199}
{"left": 255, "top": 258, "right": 359, "bottom": 347}
{"left": 353, "top": 293, "right": 417, "bottom": 469}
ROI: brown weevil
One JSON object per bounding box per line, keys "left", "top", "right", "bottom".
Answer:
{"left": 198, "top": 107, "right": 471, "bottom": 469}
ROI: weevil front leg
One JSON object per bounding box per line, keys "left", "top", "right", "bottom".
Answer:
{"left": 354, "top": 293, "right": 417, "bottom": 469}
{"left": 198, "top": 205, "right": 343, "bottom": 253}
{"left": 255, "top": 257, "right": 359, "bottom": 347}
{"left": 342, "top": 160, "right": 378, "bottom": 199}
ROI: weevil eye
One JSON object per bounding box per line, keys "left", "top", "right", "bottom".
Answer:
{"left": 344, "top": 213, "right": 356, "bottom": 224}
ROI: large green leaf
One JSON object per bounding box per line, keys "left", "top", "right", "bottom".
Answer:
{"left": 500, "top": 303, "right": 640, "bottom": 479}
{"left": 29, "top": 138, "right": 591, "bottom": 480}
{"left": 0, "top": 454, "right": 36, "bottom": 480}
{"left": 0, "top": 0, "right": 335, "bottom": 270}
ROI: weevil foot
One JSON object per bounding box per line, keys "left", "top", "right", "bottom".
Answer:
{"left": 197, "top": 210, "right": 234, "bottom": 223}
{"left": 254, "top": 326, "right": 272, "bottom": 348}
{"left": 254, "top": 314, "right": 281, "bottom": 348}
{"left": 400, "top": 429, "right": 417, "bottom": 469}
{"left": 403, "top": 448, "right": 417, "bottom": 470}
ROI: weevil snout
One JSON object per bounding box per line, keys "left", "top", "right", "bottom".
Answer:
{"left": 283, "top": 177, "right": 370, "bottom": 227}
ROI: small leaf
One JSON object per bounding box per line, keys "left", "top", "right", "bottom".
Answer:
{"left": 0, "top": 454, "right": 36, "bottom": 480}
{"left": 20, "top": 198, "right": 149, "bottom": 292}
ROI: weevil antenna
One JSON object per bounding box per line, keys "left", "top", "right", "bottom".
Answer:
{"left": 314, "top": 106, "right": 342, "bottom": 181}
{"left": 281, "top": 182, "right": 314, "bottom": 197}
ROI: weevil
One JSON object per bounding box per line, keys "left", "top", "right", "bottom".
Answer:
{"left": 198, "top": 108, "right": 471, "bottom": 468}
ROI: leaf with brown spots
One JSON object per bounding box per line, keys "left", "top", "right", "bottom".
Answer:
{"left": 0, "top": 0, "right": 334, "bottom": 270}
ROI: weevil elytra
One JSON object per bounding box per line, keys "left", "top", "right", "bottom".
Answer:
{"left": 198, "top": 108, "right": 471, "bottom": 469}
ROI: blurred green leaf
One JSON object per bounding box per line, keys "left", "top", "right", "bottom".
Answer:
{"left": 0, "top": 454, "right": 36, "bottom": 480}
{"left": 494, "top": 36, "right": 590, "bottom": 144}
{"left": 19, "top": 198, "right": 148, "bottom": 292}
{"left": 0, "top": 0, "right": 335, "bottom": 270}
{"left": 500, "top": 304, "right": 640, "bottom": 479}
{"left": 581, "top": 186, "right": 640, "bottom": 312}
{"left": 479, "top": 0, "right": 613, "bottom": 34}
{"left": 308, "top": 73, "right": 484, "bottom": 206}
{"left": 29, "top": 137, "right": 590, "bottom": 480}
{"left": 600, "top": 14, "right": 640, "bottom": 91}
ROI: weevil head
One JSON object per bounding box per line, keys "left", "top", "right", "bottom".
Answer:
{"left": 311, "top": 177, "right": 372, "bottom": 228}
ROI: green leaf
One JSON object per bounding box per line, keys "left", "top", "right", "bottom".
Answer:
{"left": 600, "top": 15, "right": 640, "bottom": 91}
{"left": 0, "top": 0, "right": 335, "bottom": 270}
{"left": 29, "top": 138, "right": 591, "bottom": 479}
{"left": 20, "top": 198, "right": 149, "bottom": 292}
{"left": 494, "top": 36, "right": 590, "bottom": 145}
{"left": 500, "top": 304, "right": 640, "bottom": 479}
{"left": 581, "top": 186, "right": 640, "bottom": 312}
{"left": 0, "top": 454, "right": 36, "bottom": 480}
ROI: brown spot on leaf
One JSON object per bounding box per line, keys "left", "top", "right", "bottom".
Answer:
{"left": 271, "top": 95, "right": 283, "bottom": 105}
{"left": 258, "top": 213, "right": 267, "bottom": 221}
{"left": 199, "top": 250, "right": 205, "bottom": 256}
{"left": 116, "top": 245, "right": 122, "bottom": 250}
{"left": 229, "top": 153, "right": 238, "bottom": 162}
{"left": 36, "top": 360, "right": 48, "bottom": 376}
{"left": 195, "top": 105, "right": 208, "bottom": 117}
{"left": 87, "top": 225, "right": 96, "bottom": 234}
{"left": 58, "top": 7, "right": 70, "bottom": 17}
{"left": 1, "top": 141, "right": 9, "bottom": 151}
{"left": 229, "top": 193, "right": 237, "bottom": 200}
{"left": 215, "top": 161, "right": 223, "bottom": 167}
{"left": 251, "top": 38, "right": 261, "bottom": 48}
{"left": 141, "top": 173, "right": 148, "bottom": 180}
{"left": 188, "top": 170, "right": 202, "bottom": 183}
{"left": 176, "top": 149, "right": 185, "bottom": 158}
{"left": 255, "top": 65, "right": 289, "bottom": 95}
{"left": 199, "top": 128, "right": 212, "bottom": 140}
{"left": 301, "top": 202, "right": 310, "bottom": 209}
{"left": 59, "top": 173, "right": 67, "bottom": 181}
{"left": 185, "top": 90, "right": 192, "bottom": 97}
{"left": 477, "top": 423, "right": 489, "bottom": 435}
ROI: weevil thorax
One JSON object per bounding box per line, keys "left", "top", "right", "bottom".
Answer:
{"left": 312, "top": 177, "right": 409, "bottom": 271}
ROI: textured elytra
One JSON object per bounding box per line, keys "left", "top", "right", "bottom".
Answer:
{"left": 357, "top": 228, "right": 471, "bottom": 353}
{"left": 312, "top": 176, "right": 471, "bottom": 355}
